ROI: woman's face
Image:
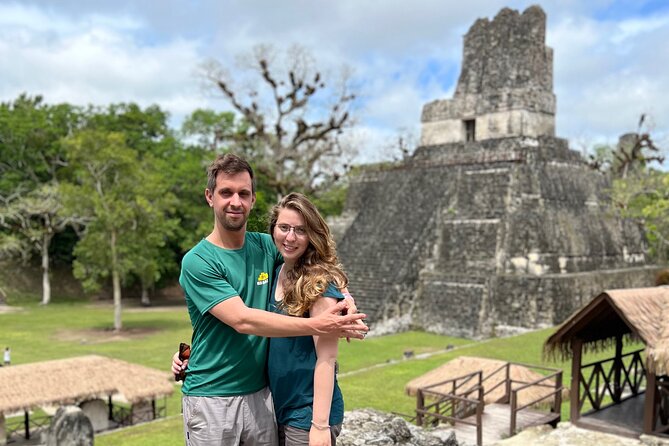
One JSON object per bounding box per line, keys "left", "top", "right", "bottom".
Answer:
{"left": 273, "top": 208, "right": 309, "bottom": 266}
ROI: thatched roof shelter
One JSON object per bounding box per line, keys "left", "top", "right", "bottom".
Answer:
{"left": 0, "top": 355, "right": 174, "bottom": 415}
{"left": 543, "top": 287, "right": 669, "bottom": 437}
{"left": 544, "top": 287, "right": 669, "bottom": 375}
{"left": 405, "top": 356, "right": 563, "bottom": 407}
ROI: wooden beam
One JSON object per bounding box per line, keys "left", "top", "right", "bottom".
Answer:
{"left": 571, "top": 338, "right": 582, "bottom": 422}
{"left": 416, "top": 389, "right": 424, "bottom": 427}
{"left": 613, "top": 335, "right": 623, "bottom": 402}
{"left": 23, "top": 411, "right": 29, "bottom": 440}
{"left": 0, "top": 412, "right": 5, "bottom": 446}
{"left": 554, "top": 371, "right": 563, "bottom": 419}
{"left": 644, "top": 372, "right": 657, "bottom": 434}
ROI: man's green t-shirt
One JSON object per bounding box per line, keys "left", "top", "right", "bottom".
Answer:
{"left": 179, "top": 232, "right": 281, "bottom": 396}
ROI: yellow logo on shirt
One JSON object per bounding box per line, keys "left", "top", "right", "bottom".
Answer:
{"left": 257, "top": 272, "right": 269, "bottom": 286}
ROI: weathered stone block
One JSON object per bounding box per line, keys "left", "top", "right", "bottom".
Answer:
{"left": 338, "top": 409, "right": 459, "bottom": 446}
{"left": 45, "top": 405, "right": 94, "bottom": 446}
{"left": 79, "top": 399, "right": 108, "bottom": 432}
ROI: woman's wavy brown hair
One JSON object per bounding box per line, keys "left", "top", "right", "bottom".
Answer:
{"left": 269, "top": 192, "right": 348, "bottom": 316}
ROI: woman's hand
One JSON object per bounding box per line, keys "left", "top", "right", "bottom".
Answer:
{"left": 309, "top": 425, "right": 331, "bottom": 446}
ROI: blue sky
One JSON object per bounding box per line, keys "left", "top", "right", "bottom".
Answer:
{"left": 1, "top": 0, "right": 667, "bottom": 163}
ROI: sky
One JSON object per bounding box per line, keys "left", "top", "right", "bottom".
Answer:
{"left": 1, "top": 0, "right": 668, "bottom": 164}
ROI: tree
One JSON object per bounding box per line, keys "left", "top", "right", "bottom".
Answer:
{"left": 201, "top": 44, "right": 357, "bottom": 198}
{"left": 604, "top": 118, "right": 668, "bottom": 263}
{"left": 588, "top": 114, "right": 664, "bottom": 178}
{"left": 62, "top": 129, "right": 178, "bottom": 330}
{"left": 181, "top": 109, "right": 238, "bottom": 152}
{"left": 0, "top": 95, "right": 82, "bottom": 304}
{"left": 611, "top": 169, "right": 669, "bottom": 262}
{"left": 0, "top": 184, "right": 83, "bottom": 304}
{"left": 88, "top": 103, "right": 187, "bottom": 305}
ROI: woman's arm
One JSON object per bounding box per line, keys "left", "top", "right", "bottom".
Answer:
{"left": 310, "top": 295, "right": 340, "bottom": 446}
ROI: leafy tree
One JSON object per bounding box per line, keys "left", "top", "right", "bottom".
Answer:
{"left": 62, "top": 129, "right": 178, "bottom": 330}
{"left": 84, "top": 103, "right": 175, "bottom": 157}
{"left": 84, "top": 103, "right": 186, "bottom": 305}
{"left": 0, "top": 184, "right": 84, "bottom": 304}
{"left": 611, "top": 169, "right": 669, "bottom": 262}
{"left": 201, "top": 44, "right": 357, "bottom": 199}
{"left": 0, "top": 95, "right": 83, "bottom": 304}
{"left": 603, "top": 118, "right": 668, "bottom": 263}
{"left": 181, "top": 109, "right": 238, "bottom": 152}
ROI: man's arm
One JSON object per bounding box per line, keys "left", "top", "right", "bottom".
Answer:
{"left": 209, "top": 296, "right": 368, "bottom": 338}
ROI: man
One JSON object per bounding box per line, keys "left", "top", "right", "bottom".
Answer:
{"left": 176, "top": 153, "right": 367, "bottom": 445}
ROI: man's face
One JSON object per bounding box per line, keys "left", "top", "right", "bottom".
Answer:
{"left": 205, "top": 171, "right": 255, "bottom": 232}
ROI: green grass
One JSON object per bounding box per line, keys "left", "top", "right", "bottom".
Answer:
{"left": 0, "top": 295, "right": 637, "bottom": 445}
{"left": 338, "top": 331, "right": 471, "bottom": 372}
{"left": 96, "top": 416, "right": 184, "bottom": 446}
{"left": 340, "top": 329, "right": 566, "bottom": 417}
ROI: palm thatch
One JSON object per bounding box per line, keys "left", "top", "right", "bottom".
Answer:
{"left": 0, "top": 355, "right": 173, "bottom": 415}
{"left": 544, "top": 287, "right": 669, "bottom": 375}
{"left": 405, "top": 356, "right": 564, "bottom": 408}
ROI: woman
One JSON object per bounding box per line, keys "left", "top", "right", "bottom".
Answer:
{"left": 267, "top": 192, "right": 348, "bottom": 446}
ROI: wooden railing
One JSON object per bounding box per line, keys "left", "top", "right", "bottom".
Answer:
{"left": 509, "top": 368, "right": 562, "bottom": 436}
{"left": 416, "top": 379, "right": 484, "bottom": 446}
{"left": 413, "top": 362, "right": 563, "bottom": 445}
{"left": 5, "top": 411, "right": 51, "bottom": 443}
{"left": 579, "top": 349, "right": 645, "bottom": 413}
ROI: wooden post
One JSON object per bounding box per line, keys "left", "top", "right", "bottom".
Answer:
{"left": 0, "top": 412, "right": 6, "bottom": 446}
{"left": 108, "top": 395, "right": 113, "bottom": 421}
{"left": 613, "top": 335, "right": 623, "bottom": 402}
{"left": 510, "top": 390, "right": 517, "bottom": 437}
{"left": 416, "top": 389, "right": 424, "bottom": 427}
{"left": 477, "top": 387, "right": 483, "bottom": 446}
{"left": 23, "top": 411, "right": 29, "bottom": 440}
{"left": 644, "top": 372, "right": 657, "bottom": 434}
{"left": 505, "top": 362, "right": 511, "bottom": 404}
{"left": 555, "top": 371, "right": 563, "bottom": 418}
{"left": 570, "top": 338, "right": 582, "bottom": 423}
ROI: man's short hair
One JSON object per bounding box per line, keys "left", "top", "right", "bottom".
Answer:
{"left": 207, "top": 153, "right": 255, "bottom": 193}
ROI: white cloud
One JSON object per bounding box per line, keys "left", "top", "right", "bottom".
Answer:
{"left": 549, "top": 8, "right": 669, "bottom": 150}
{"left": 0, "top": 2, "right": 208, "bottom": 125}
{"left": 0, "top": 0, "right": 668, "bottom": 163}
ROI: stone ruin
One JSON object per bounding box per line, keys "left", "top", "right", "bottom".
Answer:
{"left": 335, "top": 5, "right": 658, "bottom": 339}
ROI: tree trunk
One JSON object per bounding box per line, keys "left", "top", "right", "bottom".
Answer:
{"left": 140, "top": 280, "right": 151, "bottom": 307}
{"left": 41, "top": 232, "right": 53, "bottom": 305}
{"left": 110, "top": 229, "right": 122, "bottom": 331}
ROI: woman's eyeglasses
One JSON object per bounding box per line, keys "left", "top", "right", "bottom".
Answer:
{"left": 276, "top": 224, "right": 307, "bottom": 238}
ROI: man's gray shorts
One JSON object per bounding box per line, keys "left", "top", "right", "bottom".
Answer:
{"left": 182, "top": 387, "right": 278, "bottom": 445}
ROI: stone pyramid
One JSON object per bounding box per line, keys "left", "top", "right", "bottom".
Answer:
{"left": 336, "top": 6, "right": 657, "bottom": 338}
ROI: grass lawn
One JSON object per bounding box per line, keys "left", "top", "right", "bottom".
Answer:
{"left": 0, "top": 296, "right": 637, "bottom": 445}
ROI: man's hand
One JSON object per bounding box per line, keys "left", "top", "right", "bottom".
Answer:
{"left": 341, "top": 292, "right": 367, "bottom": 342}
{"left": 311, "top": 300, "right": 368, "bottom": 338}
{"left": 172, "top": 351, "right": 189, "bottom": 380}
